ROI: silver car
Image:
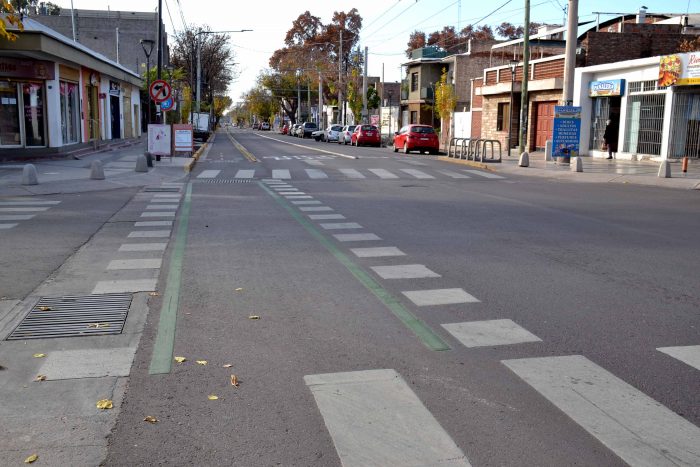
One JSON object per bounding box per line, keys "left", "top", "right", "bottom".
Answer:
{"left": 325, "top": 124, "right": 344, "bottom": 143}
{"left": 338, "top": 125, "right": 357, "bottom": 145}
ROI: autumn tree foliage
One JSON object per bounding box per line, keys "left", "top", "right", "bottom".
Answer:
{"left": 0, "top": 1, "right": 24, "bottom": 42}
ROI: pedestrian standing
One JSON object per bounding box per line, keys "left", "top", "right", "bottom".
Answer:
{"left": 603, "top": 119, "right": 618, "bottom": 160}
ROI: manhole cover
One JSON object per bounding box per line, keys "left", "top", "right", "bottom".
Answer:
{"left": 197, "top": 179, "right": 253, "bottom": 183}
{"left": 7, "top": 293, "right": 132, "bottom": 340}
{"left": 144, "top": 187, "right": 181, "bottom": 192}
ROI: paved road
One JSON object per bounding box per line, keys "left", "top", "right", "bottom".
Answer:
{"left": 98, "top": 129, "right": 700, "bottom": 466}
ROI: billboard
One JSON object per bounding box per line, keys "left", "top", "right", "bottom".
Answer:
{"left": 658, "top": 52, "right": 700, "bottom": 87}
{"left": 552, "top": 106, "right": 581, "bottom": 160}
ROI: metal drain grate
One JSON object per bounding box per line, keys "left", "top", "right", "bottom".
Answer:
{"left": 198, "top": 179, "right": 253, "bottom": 183}
{"left": 145, "top": 187, "right": 181, "bottom": 192}
{"left": 7, "top": 293, "right": 132, "bottom": 340}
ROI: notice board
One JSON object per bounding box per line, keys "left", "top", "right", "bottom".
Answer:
{"left": 173, "top": 124, "right": 193, "bottom": 153}
{"left": 552, "top": 106, "right": 581, "bottom": 160}
{"left": 147, "top": 124, "right": 172, "bottom": 156}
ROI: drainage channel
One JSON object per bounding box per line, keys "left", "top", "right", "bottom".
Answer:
{"left": 196, "top": 179, "right": 253, "bottom": 184}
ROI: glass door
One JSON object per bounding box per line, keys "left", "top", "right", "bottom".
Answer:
{"left": 22, "top": 83, "right": 45, "bottom": 147}
{"left": 60, "top": 81, "right": 79, "bottom": 144}
{"left": 0, "top": 81, "right": 21, "bottom": 147}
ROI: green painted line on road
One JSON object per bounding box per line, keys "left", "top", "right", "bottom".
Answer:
{"left": 259, "top": 182, "right": 450, "bottom": 352}
{"left": 149, "top": 182, "right": 193, "bottom": 374}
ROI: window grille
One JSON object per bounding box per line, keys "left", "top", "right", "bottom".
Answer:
{"left": 623, "top": 94, "right": 665, "bottom": 156}
{"left": 589, "top": 97, "right": 611, "bottom": 150}
{"left": 629, "top": 81, "right": 642, "bottom": 93}
{"left": 668, "top": 92, "right": 700, "bottom": 159}
{"left": 629, "top": 80, "right": 664, "bottom": 93}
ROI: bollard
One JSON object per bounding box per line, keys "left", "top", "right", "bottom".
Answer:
{"left": 518, "top": 151, "right": 529, "bottom": 167}
{"left": 90, "top": 160, "right": 105, "bottom": 180}
{"left": 135, "top": 154, "right": 149, "bottom": 172}
{"left": 571, "top": 157, "right": 583, "bottom": 172}
{"left": 658, "top": 160, "right": 671, "bottom": 178}
{"left": 21, "top": 164, "right": 38, "bottom": 185}
{"left": 545, "top": 140, "right": 553, "bottom": 162}
{"left": 682, "top": 156, "right": 688, "bottom": 173}
{"left": 145, "top": 152, "right": 153, "bottom": 168}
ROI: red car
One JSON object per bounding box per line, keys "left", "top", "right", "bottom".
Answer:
{"left": 280, "top": 123, "right": 289, "bottom": 135}
{"left": 351, "top": 124, "right": 381, "bottom": 147}
{"left": 393, "top": 124, "right": 439, "bottom": 155}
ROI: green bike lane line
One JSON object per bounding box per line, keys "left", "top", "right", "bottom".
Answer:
{"left": 149, "top": 182, "right": 193, "bottom": 374}
{"left": 259, "top": 182, "right": 451, "bottom": 352}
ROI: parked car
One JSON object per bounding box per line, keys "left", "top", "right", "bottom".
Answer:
{"left": 252, "top": 122, "right": 261, "bottom": 130}
{"left": 325, "top": 124, "right": 344, "bottom": 143}
{"left": 299, "top": 122, "right": 318, "bottom": 138}
{"left": 312, "top": 128, "right": 326, "bottom": 141}
{"left": 392, "top": 124, "right": 439, "bottom": 155}
{"left": 351, "top": 124, "right": 381, "bottom": 147}
{"left": 290, "top": 123, "right": 302, "bottom": 136}
{"left": 280, "top": 123, "right": 289, "bottom": 134}
{"left": 337, "top": 125, "right": 357, "bottom": 145}
{"left": 260, "top": 122, "right": 271, "bottom": 131}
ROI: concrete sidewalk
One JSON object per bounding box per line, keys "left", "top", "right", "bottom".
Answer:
{"left": 441, "top": 151, "right": 700, "bottom": 190}
{"left": 0, "top": 140, "right": 194, "bottom": 197}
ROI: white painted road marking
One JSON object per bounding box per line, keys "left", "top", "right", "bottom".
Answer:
{"left": 235, "top": 169, "right": 255, "bottom": 178}
{"left": 107, "top": 259, "right": 162, "bottom": 270}
{"left": 442, "top": 319, "right": 542, "bottom": 347}
{"left": 149, "top": 199, "right": 180, "bottom": 203}
{"left": 119, "top": 243, "right": 167, "bottom": 252}
{"left": 141, "top": 212, "right": 175, "bottom": 217}
{"left": 0, "top": 223, "right": 18, "bottom": 229}
{"left": 320, "top": 222, "right": 363, "bottom": 230}
{"left": 338, "top": 168, "right": 365, "bottom": 179}
{"left": 308, "top": 214, "right": 346, "bottom": 220}
{"left": 657, "top": 345, "right": 700, "bottom": 371}
{"left": 0, "top": 200, "right": 60, "bottom": 205}
{"left": 350, "top": 246, "right": 405, "bottom": 258}
{"left": 0, "top": 215, "right": 34, "bottom": 221}
{"left": 128, "top": 230, "right": 171, "bottom": 238}
{"left": 196, "top": 170, "right": 221, "bottom": 179}
{"left": 306, "top": 169, "right": 328, "bottom": 179}
{"left": 305, "top": 369, "right": 471, "bottom": 466}
{"left": 146, "top": 204, "right": 178, "bottom": 210}
{"left": 333, "top": 233, "right": 381, "bottom": 242}
{"left": 402, "top": 288, "right": 480, "bottom": 306}
{"left": 134, "top": 221, "right": 172, "bottom": 227}
{"left": 400, "top": 168, "right": 435, "bottom": 179}
{"left": 299, "top": 206, "right": 333, "bottom": 212}
{"left": 502, "top": 355, "right": 700, "bottom": 467}
{"left": 292, "top": 200, "right": 322, "bottom": 205}
{"left": 0, "top": 207, "right": 50, "bottom": 212}
{"left": 153, "top": 194, "right": 181, "bottom": 198}
{"left": 92, "top": 279, "right": 157, "bottom": 294}
{"left": 438, "top": 170, "right": 471, "bottom": 179}
{"left": 369, "top": 168, "right": 399, "bottom": 179}
{"left": 371, "top": 264, "right": 441, "bottom": 279}
{"left": 272, "top": 169, "right": 291, "bottom": 179}
{"left": 285, "top": 195, "right": 313, "bottom": 199}
{"left": 464, "top": 170, "right": 505, "bottom": 179}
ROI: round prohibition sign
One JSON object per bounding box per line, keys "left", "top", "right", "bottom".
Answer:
{"left": 149, "top": 79, "right": 172, "bottom": 103}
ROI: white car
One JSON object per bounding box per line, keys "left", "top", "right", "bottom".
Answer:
{"left": 260, "top": 122, "right": 271, "bottom": 131}
{"left": 325, "top": 124, "right": 344, "bottom": 143}
{"left": 337, "top": 125, "right": 357, "bottom": 145}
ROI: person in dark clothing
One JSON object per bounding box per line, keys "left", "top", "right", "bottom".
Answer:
{"left": 603, "top": 119, "right": 618, "bottom": 159}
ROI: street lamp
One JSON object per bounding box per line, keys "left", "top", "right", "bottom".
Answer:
{"left": 429, "top": 81, "right": 435, "bottom": 128}
{"left": 508, "top": 59, "right": 518, "bottom": 157}
{"left": 140, "top": 39, "right": 154, "bottom": 124}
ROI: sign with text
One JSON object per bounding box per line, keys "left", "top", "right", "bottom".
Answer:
{"left": 552, "top": 106, "right": 581, "bottom": 160}
{"left": 589, "top": 79, "right": 625, "bottom": 97}
{"left": 173, "top": 124, "right": 193, "bottom": 152}
{"left": 658, "top": 53, "right": 700, "bottom": 87}
{"left": 147, "top": 124, "right": 172, "bottom": 156}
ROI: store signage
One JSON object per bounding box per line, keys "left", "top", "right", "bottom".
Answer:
{"left": 552, "top": 106, "right": 581, "bottom": 160}
{"left": 658, "top": 52, "right": 700, "bottom": 87}
{"left": 109, "top": 81, "right": 120, "bottom": 96}
{"left": 589, "top": 79, "right": 625, "bottom": 97}
{"left": 0, "top": 58, "right": 54, "bottom": 80}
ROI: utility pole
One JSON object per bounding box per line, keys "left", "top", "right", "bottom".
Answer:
{"left": 156, "top": 0, "right": 163, "bottom": 123}
{"left": 297, "top": 72, "right": 301, "bottom": 123}
{"left": 318, "top": 71, "right": 323, "bottom": 128}
{"left": 307, "top": 78, "right": 311, "bottom": 123}
{"left": 362, "top": 46, "right": 368, "bottom": 124}
{"left": 338, "top": 29, "right": 343, "bottom": 125}
{"left": 562, "top": 0, "right": 578, "bottom": 104}
{"left": 518, "top": 0, "right": 530, "bottom": 154}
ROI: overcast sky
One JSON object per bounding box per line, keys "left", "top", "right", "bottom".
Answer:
{"left": 53, "top": 0, "right": 697, "bottom": 104}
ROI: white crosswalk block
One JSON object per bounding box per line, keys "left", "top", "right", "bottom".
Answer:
{"left": 107, "top": 259, "right": 162, "bottom": 270}
{"left": 333, "top": 233, "right": 381, "bottom": 242}
{"left": 464, "top": 170, "right": 505, "bottom": 179}
{"left": 400, "top": 168, "right": 434, "bottom": 179}
{"left": 503, "top": 355, "right": 700, "bottom": 467}
{"left": 0, "top": 201, "right": 60, "bottom": 205}
{"left": 128, "top": 230, "right": 171, "bottom": 238}
{"left": 235, "top": 169, "right": 255, "bottom": 178}
{"left": 149, "top": 199, "right": 181, "bottom": 203}
{"left": 146, "top": 204, "right": 178, "bottom": 210}
{"left": 442, "top": 319, "right": 541, "bottom": 347}
{"left": 196, "top": 170, "right": 221, "bottom": 179}
{"left": 0, "top": 223, "right": 18, "bottom": 229}
{"left": 0, "top": 215, "right": 34, "bottom": 221}
{"left": 92, "top": 279, "right": 157, "bottom": 294}
{"left": 338, "top": 168, "right": 365, "bottom": 179}
{"left": 304, "top": 369, "right": 471, "bottom": 466}
{"left": 272, "top": 169, "right": 291, "bottom": 179}
{"left": 305, "top": 160, "right": 324, "bottom": 166}
{"left": 0, "top": 207, "right": 49, "bottom": 212}
{"left": 320, "top": 222, "right": 362, "bottom": 230}
{"left": 299, "top": 206, "right": 333, "bottom": 212}
{"left": 369, "top": 168, "right": 399, "bottom": 179}
{"left": 371, "top": 264, "right": 440, "bottom": 279}
{"left": 305, "top": 169, "right": 328, "bottom": 179}
{"left": 402, "top": 288, "right": 479, "bottom": 306}
{"left": 437, "top": 170, "right": 471, "bottom": 179}
{"left": 657, "top": 345, "right": 700, "bottom": 371}
{"left": 134, "top": 221, "right": 172, "bottom": 227}
{"left": 308, "top": 214, "right": 345, "bottom": 220}
{"left": 119, "top": 243, "right": 167, "bottom": 252}
{"left": 350, "top": 246, "right": 405, "bottom": 258}
{"left": 153, "top": 194, "right": 181, "bottom": 198}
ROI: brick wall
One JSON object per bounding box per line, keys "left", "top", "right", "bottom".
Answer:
{"left": 533, "top": 59, "right": 564, "bottom": 80}
{"left": 485, "top": 70, "right": 497, "bottom": 85}
{"left": 583, "top": 30, "right": 688, "bottom": 67}
{"left": 471, "top": 78, "right": 483, "bottom": 109}
{"left": 471, "top": 110, "right": 482, "bottom": 139}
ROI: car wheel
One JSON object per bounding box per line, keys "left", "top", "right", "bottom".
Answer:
{"left": 403, "top": 143, "right": 410, "bottom": 154}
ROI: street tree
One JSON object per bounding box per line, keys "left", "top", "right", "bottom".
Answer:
{"left": 405, "top": 30, "right": 426, "bottom": 57}
{"left": 434, "top": 67, "right": 456, "bottom": 146}
{"left": 0, "top": 1, "right": 24, "bottom": 41}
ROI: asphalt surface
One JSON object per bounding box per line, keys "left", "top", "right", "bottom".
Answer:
{"left": 97, "top": 129, "right": 700, "bottom": 466}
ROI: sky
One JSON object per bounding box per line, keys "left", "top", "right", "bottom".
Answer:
{"left": 53, "top": 0, "right": 698, "bottom": 105}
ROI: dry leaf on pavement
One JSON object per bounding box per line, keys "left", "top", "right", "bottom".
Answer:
{"left": 32, "top": 353, "right": 46, "bottom": 358}
{"left": 35, "top": 375, "right": 46, "bottom": 382}
{"left": 96, "top": 399, "right": 113, "bottom": 410}
{"left": 235, "top": 288, "right": 243, "bottom": 292}
{"left": 174, "top": 356, "right": 186, "bottom": 363}
{"left": 143, "top": 416, "right": 158, "bottom": 423}
{"left": 248, "top": 315, "right": 260, "bottom": 320}
{"left": 24, "top": 454, "right": 38, "bottom": 464}
{"left": 222, "top": 364, "right": 232, "bottom": 368}
{"left": 37, "top": 306, "right": 51, "bottom": 311}
{"left": 196, "top": 360, "right": 208, "bottom": 366}
{"left": 207, "top": 395, "right": 219, "bottom": 400}
{"left": 149, "top": 292, "right": 160, "bottom": 296}
{"left": 230, "top": 374, "right": 239, "bottom": 387}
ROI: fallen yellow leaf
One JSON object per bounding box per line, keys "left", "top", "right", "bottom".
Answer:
{"left": 230, "top": 374, "right": 239, "bottom": 387}
{"left": 235, "top": 288, "right": 243, "bottom": 292}
{"left": 35, "top": 375, "right": 46, "bottom": 382}
{"left": 32, "top": 353, "right": 46, "bottom": 358}
{"left": 96, "top": 399, "right": 113, "bottom": 410}
{"left": 208, "top": 395, "right": 219, "bottom": 400}
{"left": 143, "top": 415, "right": 158, "bottom": 423}
{"left": 24, "top": 454, "right": 38, "bottom": 464}
{"left": 37, "top": 306, "right": 52, "bottom": 311}
{"left": 248, "top": 315, "right": 260, "bottom": 320}
{"left": 222, "top": 364, "right": 232, "bottom": 368}
{"left": 174, "top": 356, "right": 186, "bottom": 363}
{"left": 196, "top": 360, "right": 208, "bottom": 365}
{"left": 149, "top": 292, "right": 160, "bottom": 296}
{"left": 87, "top": 323, "right": 110, "bottom": 329}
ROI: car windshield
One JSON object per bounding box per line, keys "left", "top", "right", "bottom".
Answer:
{"left": 347, "top": 126, "right": 356, "bottom": 132}
{"left": 411, "top": 126, "right": 435, "bottom": 134}
{"left": 331, "top": 125, "right": 343, "bottom": 131}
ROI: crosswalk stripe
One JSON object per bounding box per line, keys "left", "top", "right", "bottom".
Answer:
{"left": 134, "top": 221, "right": 173, "bottom": 227}
{"left": 153, "top": 194, "right": 181, "bottom": 198}
{"left": 234, "top": 169, "right": 255, "bottom": 178}
{"left": 285, "top": 195, "right": 313, "bottom": 199}
{"left": 305, "top": 169, "right": 328, "bottom": 179}
{"left": 320, "top": 222, "right": 362, "bottom": 230}
{"left": 146, "top": 204, "right": 178, "bottom": 210}
{"left": 333, "top": 233, "right": 381, "bottom": 242}
{"left": 272, "top": 169, "right": 291, "bottom": 179}
{"left": 291, "top": 200, "right": 322, "bottom": 205}
{"left": 338, "top": 168, "right": 366, "bottom": 179}
{"left": 369, "top": 168, "right": 399, "bottom": 179}
{"left": 442, "top": 319, "right": 542, "bottom": 347}
{"left": 0, "top": 201, "right": 60, "bottom": 206}
{"left": 305, "top": 160, "right": 324, "bottom": 166}
{"left": 402, "top": 288, "right": 480, "bottom": 306}
{"left": 141, "top": 212, "right": 175, "bottom": 217}
{"left": 128, "top": 230, "right": 171, "bottom": 238}
{"left": 437, "top": 170, "right": 471, "bottom": 179}
{"left": 464, "top": 170, "right": 505, "bottom": 179}
{"left": 350, "top": 246, "right": 405, "bottom": 258}
{"left": 308, "top": 214, "right": 345, "bottom": 220}
{"left": 305, "top": 369, "right": 471, "bottom": 466}
{"left": 119, "top": 243, "right": 167, "bottom": 252}
{"left": 149, "top": 199, "right": 181, "bottom": 203}
{"left": 0, "top": 215, "right": 35, "bottom": 221}
{"left": 196, "top": 170, "right": 221, "bottom": 179}
{"left": 400, "top": 168, "right": 435, "bottom": 179}
{"left": 0, "top": 207, "right": 50, "bottom": 212}
{"left": 107, "top": 259, "right": 162, "bottom": 270}
{"left": 503, "top": 355, "right": 700, "bottom": 466}
{"left": 299, "top": 206, "right": 333, "bottom": 212}
{"left": 657, "top": 345, "right": 700, "bottom": 371}
{"left": 370, "top": 264, "right": 440, "bottom": 279}
{"left": 0, "top": 223, "right": 18, "bottom": 229}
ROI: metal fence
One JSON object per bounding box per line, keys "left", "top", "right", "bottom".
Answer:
{"left": 622, "top": 94, "right": 665, "bottom": 156}
{"left": 668, "top": 92, "right": 700, "bottom": 159}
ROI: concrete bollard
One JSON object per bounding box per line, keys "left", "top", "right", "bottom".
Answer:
{"left": 90, "top": 160, "right": 105, "bottom": 180}
{"left": 658, "top": 160, "right": 671, "bottom": 178}
{"left": 518, "top": 151, "right": 529, "bottom": 167}
{"left": 135, "top": 154, "right": 149, "bottom": 173}
{"left": 145, "top": 152, "right": 153, "bottom": 168}
{"left": 545, "top": 140, "right": 553, "bottom": 161}
{"left": 571, "top": 157, "right": 583, "bottom": 172}
{"left": 21, "top": 164, "right": 38, "bottom": 185}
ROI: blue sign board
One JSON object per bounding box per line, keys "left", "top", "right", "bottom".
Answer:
{"left": 159, "top": 97, "right": 174, "bottom": 111}
{"left": 552, "top": 106, "right": 581, "bottom": 160}
{"left": 589, "top": 79, "right": 625, "bottom": 97}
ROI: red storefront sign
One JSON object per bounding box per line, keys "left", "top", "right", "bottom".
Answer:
{"left": 0, "top": 58, "right": 55, "bottom": 80}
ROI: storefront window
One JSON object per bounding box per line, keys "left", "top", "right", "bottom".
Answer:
{"left": 60, "top": 81, "right": 79, "bottom": 144}
{"left": 23, "top": 83, "right": 45, "bottom": 147}
{"left": 0, "top": 81, "right": 21, "bottom": 146}
{"left": 623, "top": 94, "right": 665, "bottom": 156}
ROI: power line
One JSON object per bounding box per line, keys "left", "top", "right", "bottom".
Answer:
{"left": 362, "top": 0, "right": 404, "bottom": 33}
{"left": 361, "top": 0, "right": 423, "bottom": 42}
{"left": 363, "top": 0, "right": 459, "bottom": 45}
{"left": 163, "top": 0, "right": 178, "bottom": 33}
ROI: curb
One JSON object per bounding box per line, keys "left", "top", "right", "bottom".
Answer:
{"left": 184, "top": 132, "right": 215, "bottom": 173}
{"left": 436, "top": 156, "right": 495, "bottom": 171}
